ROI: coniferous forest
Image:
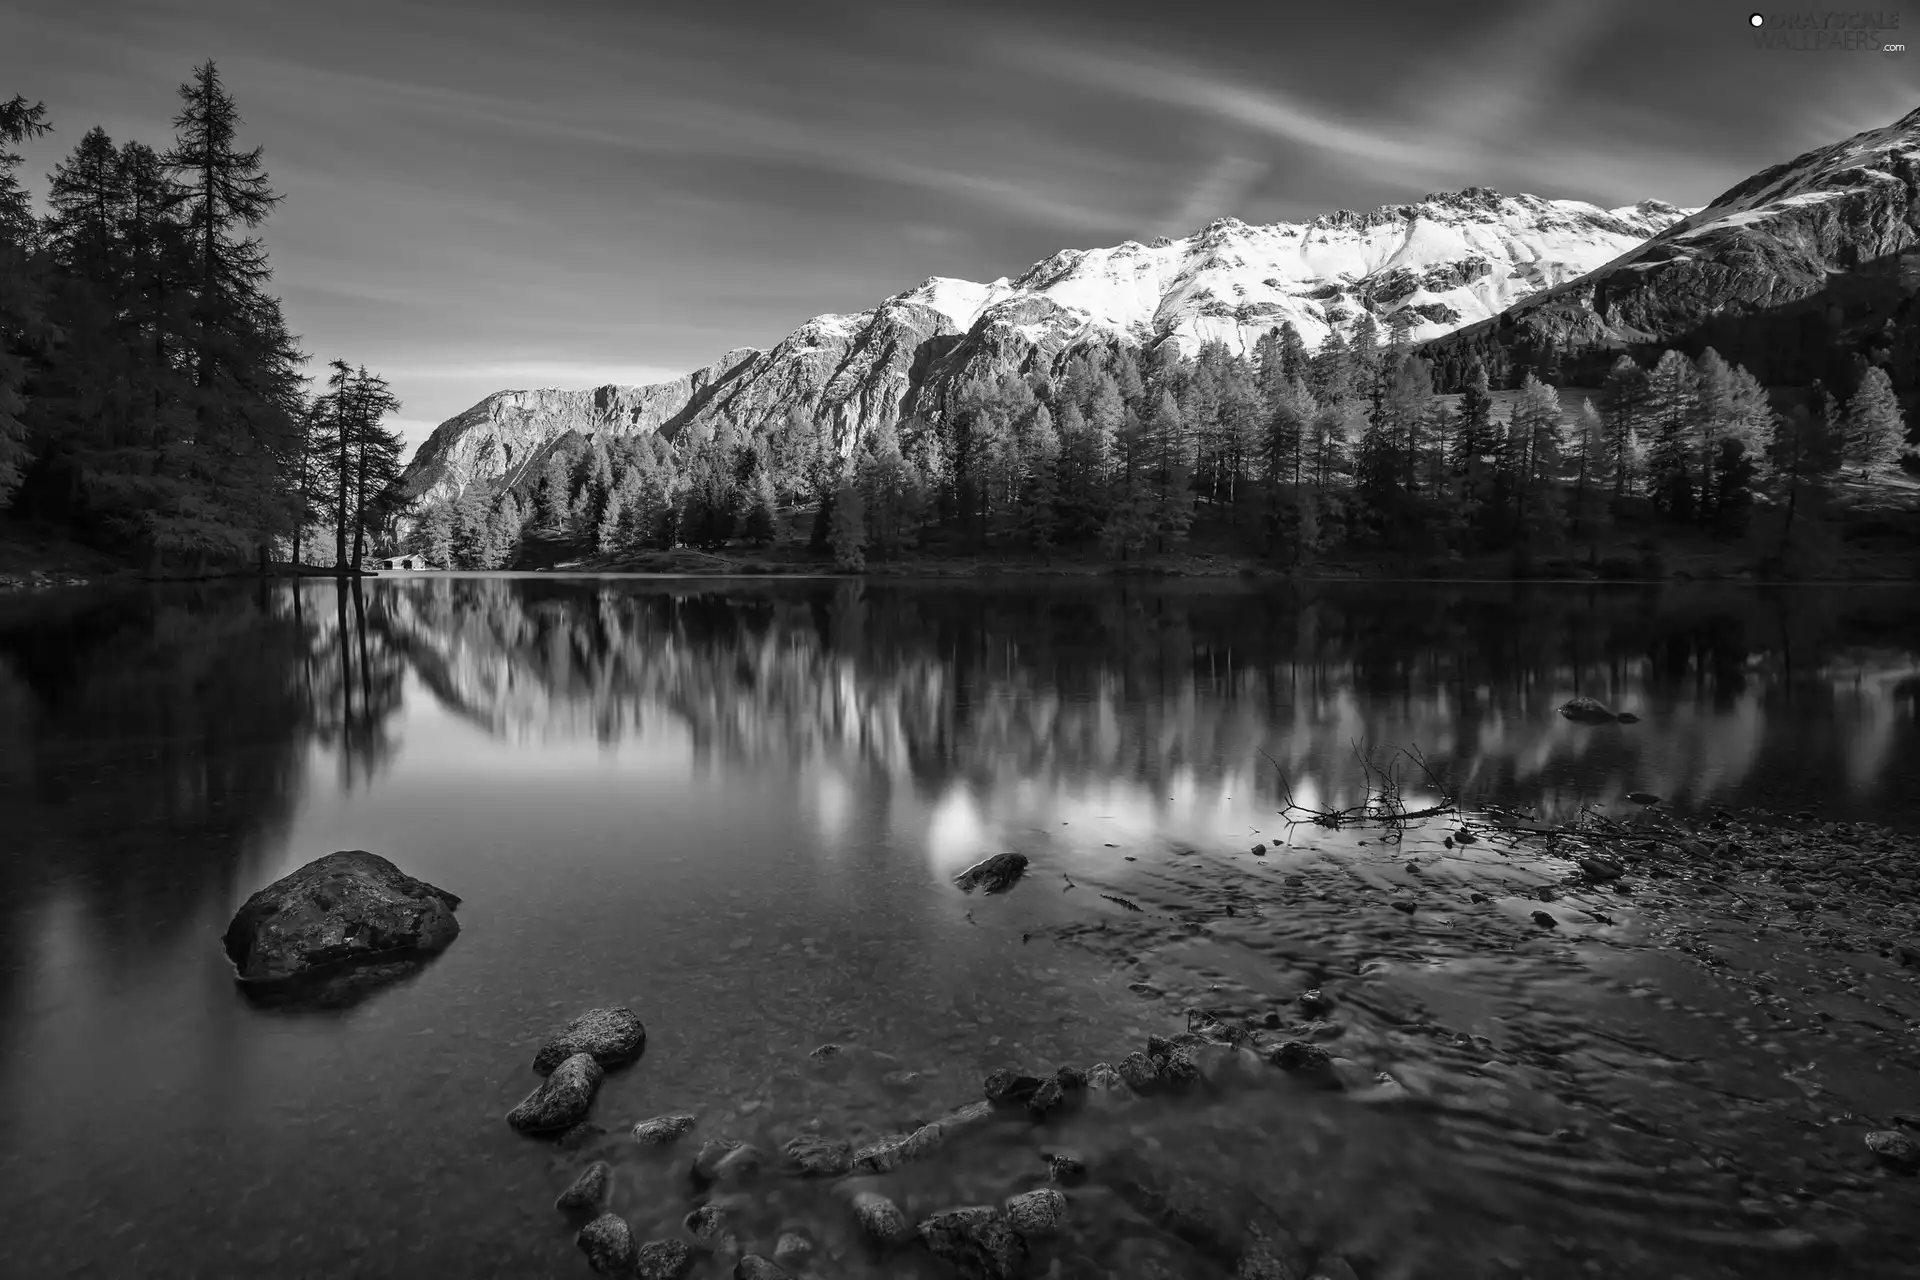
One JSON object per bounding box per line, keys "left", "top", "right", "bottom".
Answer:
{"left": 414, "top": 315, "right": 1917, "bottom": 578}
{"left": 4, "top": 69, "right": 1916, "bottom": 580}
{"left": 0, "top": 66, "right": 403, "bottom": 573}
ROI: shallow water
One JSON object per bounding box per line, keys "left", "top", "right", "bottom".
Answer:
{"left": 1, "top": 575, "right": 1917, "bottom": 1279}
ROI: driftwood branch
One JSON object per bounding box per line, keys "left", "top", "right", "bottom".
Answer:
{"left": 1262, "top": 742, "right": 1457, "bottom": 841}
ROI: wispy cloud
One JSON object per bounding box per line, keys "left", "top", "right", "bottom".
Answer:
{"left": 1012, "top": 41, "right": 1451, "bottom": 176}
{"left": 1159, "top": 155, "right": 1269, "bottom": 236}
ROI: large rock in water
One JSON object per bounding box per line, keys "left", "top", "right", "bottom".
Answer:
{"left": 221, "top": 851, "right": 460, "bottom": 988}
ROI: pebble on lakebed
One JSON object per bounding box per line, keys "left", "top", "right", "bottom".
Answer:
{"left": 635, "top": 1239, "right": 694, "bottom": 1280}
{"left": 631, "top": 1112, "right": 698, "bottom": 1146}
{"left": 553, "top": 1160, "right": 611, "bottom": 1214}
{"left": 575, "top": 1213, "right": 636, "bottom": 1276}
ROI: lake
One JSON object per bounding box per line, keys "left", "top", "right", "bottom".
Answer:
{"left": 1, "top": 575, "right": 1917, "bottom": 1279}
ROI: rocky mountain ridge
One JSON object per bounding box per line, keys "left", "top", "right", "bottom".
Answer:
{"left": 404, "top": 191, "right": 1691, "bottom": 504}
{"left": 1423, "top": 107, "right": 1920, "bottom": 388}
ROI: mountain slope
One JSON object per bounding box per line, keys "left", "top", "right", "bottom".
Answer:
{"left": 1423, "top": 107, "right": 1920, "bottom": 389}
{"left": 404, "top": 191, "right": 1689, "bottom": 503}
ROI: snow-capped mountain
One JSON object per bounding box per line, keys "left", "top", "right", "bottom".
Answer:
{"left": 1425, "top": 106, "right": 1920, "bottom": 384}
{"left": 403, "top": 190, "right": 1689, "bottom": 503}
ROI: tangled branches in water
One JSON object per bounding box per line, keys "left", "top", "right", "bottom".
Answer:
{"left": 1262, "top": 742, "right": 1456, "bottom": 842}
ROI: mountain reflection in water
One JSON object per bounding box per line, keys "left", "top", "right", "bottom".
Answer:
{"left": 0, "top": 575, "right": 1916, "bottom": 1280}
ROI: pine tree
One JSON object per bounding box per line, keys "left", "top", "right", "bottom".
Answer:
{"left": 1599, "top": 355, "right": 1648, "bottom": 496}
{"left": 162, "top": 62, "right": 306, "bottom": 556}
{"left": 1567, "top": 397, "right": 1607, "bottom": 535}
{"left": 1510, "top": 374, "right": 1563, "bottom": 534}
{"left": 1265, "top": 377, "right": 1313, "bottom": 489}
{"left": 0, "top": 94, "right": 52, "bottom": 505}
{"left": 1844, "top": 365, "right": 1905, "bottom": 474}
{"left": 344, "top": 365, "right": 402, "bottom": 572}
{"left": 1278, "top": 321, "right": 1311, "bottom": 388}
{"left": 828, "top": 475, "right": 866, "bottom": 571}
{"left": 1017, "top": 403, "right": 1060, "bottom": 557}
{"left": 1144, "top": 389, "right": 1194, "bottom": 551}
{"left": 1450, "top": 359, "right": 1494, "bottom": 474}
{"left": 1312, "top": 328, "right": 1353, "bottom": 404}
{"left": 418, "top": 499, "right": 455, "bottom": 566}
{"left": 741, "top": 465, "right": 779, "bottom": 546}
{"left": 1644, "top": 349, "right": 1701, "bottom": 519}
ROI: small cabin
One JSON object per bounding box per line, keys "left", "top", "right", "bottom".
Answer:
{"left": 378, "top": 554, "right": 430, "bottom": 571}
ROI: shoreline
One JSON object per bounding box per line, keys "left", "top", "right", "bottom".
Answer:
{"left": 499, "top": 798, "right": 1920, "bottom": 1279}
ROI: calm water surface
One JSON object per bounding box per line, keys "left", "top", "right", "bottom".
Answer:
{"left": 1, "top": 576, "right": 1917, "bottom": 1279}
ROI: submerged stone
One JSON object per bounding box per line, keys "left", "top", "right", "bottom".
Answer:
{"left": 783, "top": 1133, "right": 852, "bottom": 1177}
{"left": 954, "top": 852, "right": 1029, "bottom": 893}
{"left": 733, "top": 1255, "right": 791, "bottom": 1279}
{"left": 917, "top": 1206, "right": 1026, "bottom": 1280}
{"left": 554, "top": 1160, "right": 612, "bottom": 1214}
{"left": 532, "top": 1006, "right": 647, "bottom": 1075}
{"left": 851, "top": 1190, "right": 913, "bottom": 1243}
{"left": 576, "top": 1213, "right": 636, "bottom": 1276}
{"left": 632, "top": 1112, "right": 699, "bottom": 1147}
{"left": 1558, "top": 696, "right": 1620, "bottom": 724}
{"left": 1004, "top": 1187, "right": 1068, "bottom": 1238}
{"left": 507, "top": 1053, "right": 603, "bottom": 1133}
{"left": 221, "top": 850, "right": 460, "bottom": 989}
{"left": 636, "top": 1239, "right": 695, "bottom": 1280}
{"left": 983, "top": 1067, "right": 1045, "bottom": 1106}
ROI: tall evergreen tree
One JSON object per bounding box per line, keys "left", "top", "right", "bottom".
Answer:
{"left": 0, "top": 95, "right": 52, "bottom": 505}
{"left": 1599, "top": 355, "right": 1648, "bottom": 497}
{"left": 162, "top": 61, "right": 306, "bottom": 556}
{"left": 1644, "top": 349, "right": 1701, "bottom": 518}
{"left": 1843, "top": 365, "right": 1905, "bottom": 475}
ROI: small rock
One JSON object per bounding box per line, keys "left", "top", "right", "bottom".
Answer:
{"left": 1159, "top": 1050, "right": 1202, "bottom": 1091}
{"left": 851, "top": 1190, "right": 913, "bottom": 1244}
{"left": 1559, "top": 696, "right": 1619, "bottom": 724}
{"left": 1046, "top": 1150, "right": 1088, "bottom": 1183}
{"left": 1054, "top": 1064, "right": 1088, "bottom": 1091}
{"left": 533, "top": 1006, "right": 647, "bottom": 1075}
{"left": 221, "top": 850, "right": 461, "bottom": 989}
{"left": 1307, "top": 1255, "right": 1362, "bottom": 1280}
{"left": 1296, "top": 988, "right": 1334, "bottom": 1017}
{"left": 1084, "top": 1061, "right": 1132, "bottom": 1105}
{"left": 1117, "top": 1051, "right": 1162, "bottom": 1094}
{"left": 955, "top": 852, "right": 1029, "bottom": 893}
{"left": 783, "top": 1134, "right": 853, "bottom": 1177}
{"left": 1536, "top": 886, "right": 1557, "bottom": 903}
{"left": 984, "top": 1067, "right": 1045, "bottom": 1107}
{"left": 708, "top": 1142, "right": 766, "bottom": 1186}
{"left": 1469, "top": 892, "right": 1488, "bottom": 904}
{"left": 555, "top": 1160, "right": 612, "bottom": 1214}
{"left": 1027, "top": 1076, "right": 1068, "bottom": 1120}
{"left": 636, "top": 1240, "right": 695, "bottom": 1280}
{"left": 1005, "top": 1187, "right": 1068, "bottom": 1238}
{"left": 807, "top": 1042, "right": 843, "bottom": 1062}
{"left": 576, "top": 1213, "right": 637, "bottom": 1276}
{"left": 1866, "top": 1129, "right": 1917, "bottom": 1170}
{"left": 507, "top": 1053, "right": 604, "bottom": 1133}
{"left": 772, "top": 1233, "right": 812, "bottom": 1267}
{"left": 632, "top": 1113, "right": 699, "bottom": 1147}
{"left": 685, "top": 1202, "right": 733, "bottom": 1245}
{"left": 1531, "top": 911, "right": 1558, "bottom": 929}
{"left": 1268, "top": 1040, "right": 1342, "bottom": 1089}
{"left": 1390, "top": 899, "right": 1417, "bottom": 914}
{"left": 1616, "top": 712, "right": 1641, "bottom": 724}
{"left": 918, "top": 1206, "right": 1027, "bottom": 1280}
{"left": 1627, "top": 792, "right": 1661, "bottom": 805}
{"left": 734, "top": 1256, "right": 790, "bottom": 1280}
{"left": 1453, "top": 828, "right": 1478, "bottom": 844}
{"left": 1251, "top": 843, "right": 1267, "bottom": 856}
{"left": 1579, "top": 857, "right": 1623, "bottom": 880}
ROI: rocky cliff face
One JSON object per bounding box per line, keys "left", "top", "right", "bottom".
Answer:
{"left": 1424, "top": 107, "right": 1920, "bottom": 387}
{"left": 404, "top": 190, "right": 1691, "bottom": 502}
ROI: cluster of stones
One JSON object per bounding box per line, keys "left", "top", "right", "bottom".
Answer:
{"left": 543, "top": 994, "right": 1393, "bottom": 1278}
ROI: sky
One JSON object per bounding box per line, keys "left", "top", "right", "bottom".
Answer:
{"left": 2, "top": 0, "right": 1914, "bottom": 454}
